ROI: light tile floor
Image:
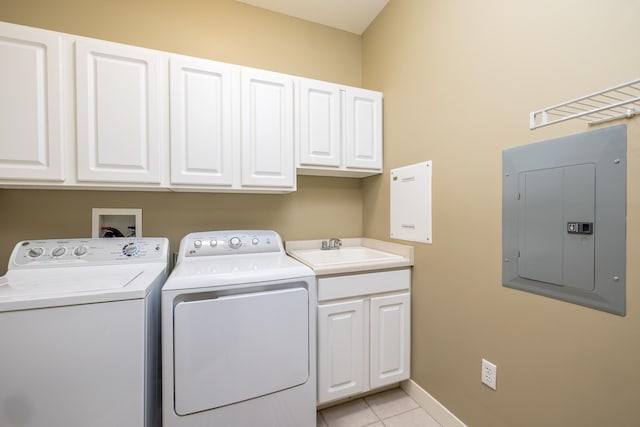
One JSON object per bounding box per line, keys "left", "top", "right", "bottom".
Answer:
{"left": 317, "top": 388, "right": 441, "bottom": 427}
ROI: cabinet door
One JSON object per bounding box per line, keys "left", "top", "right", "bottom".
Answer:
{"left": 170, "top": 56, "right": 234, "bottom": 186}
{"left": 370, "top": 292, "right": 410, "bottom": 389}
{"left": 0, "top": 23, "right": 63, "bottom": 181}
{"left": 76, "top": 39, "right": 162, "bottom": 184}
{"left": 317, "top": 299, "right": 365, "bottom": 404}
{"left": 298, "top": 79, "right": 341, "bottom": 168}
{"left": 345, "top": 87, "right": 383, "bottom": 171}
{"left": 240, "top": 68, "right": 295, "bottom": 189}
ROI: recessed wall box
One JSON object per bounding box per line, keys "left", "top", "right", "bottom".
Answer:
{"left": 92, "top": 208, "right": 142, "bottom": 238}
{"left": 390, "top": 161, "right": 432, "bottom": 244}
{"left": 502, "top": 125, "right": 626, "bottom": 315}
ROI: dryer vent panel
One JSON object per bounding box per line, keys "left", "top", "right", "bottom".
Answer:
{"left": 502, "top": 125, "right": 626, "bottom": 315}
{"left": 390, "top": 161, "right": 432, "bottom": 244}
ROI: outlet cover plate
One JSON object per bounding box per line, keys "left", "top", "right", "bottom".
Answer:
{"left": 482, "top": 358, "right": 497, "bottom": 390}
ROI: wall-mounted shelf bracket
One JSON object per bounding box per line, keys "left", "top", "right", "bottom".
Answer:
{"left": 530, "top": 77, "right": 640, "bottom": 129}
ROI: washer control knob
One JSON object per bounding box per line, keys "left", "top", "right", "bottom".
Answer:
{"left": 194, "top": 240, "right": 202, "bottom": 249}
{"left": 73, "top": 246, "right": 88, "bottom": 257}
{"left": 252, "top": 238, "right": 259, "bottom": 246}
{"left": 51, "top": 247, "right": 66, "bottom": 257}
{"left": 27, "top": 247, "right": 44, "bottom": 258}
{"left": 122, "top": 243, "right": 139, "bottom": 257}
{"left": 210, "top": 239, "right": 218, "bottom": 247}
{"left": 228, "top": 237, "right": 242, "bottom": 249}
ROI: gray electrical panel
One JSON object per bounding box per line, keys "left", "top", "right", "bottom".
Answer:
{"left": 502, "top": 125, "right": 626, "bottom": 315}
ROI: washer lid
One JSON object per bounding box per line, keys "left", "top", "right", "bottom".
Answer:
{"left": 0, "top": 264, "right": 165, "bottom": 312}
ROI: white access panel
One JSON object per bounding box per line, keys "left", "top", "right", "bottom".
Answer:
{"left": 173, "top": 287, "right": 309, "bottom": 415}
{"left": 390, "top": 161, "right": 432, "bottom": 243}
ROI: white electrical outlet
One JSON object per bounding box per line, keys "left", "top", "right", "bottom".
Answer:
{"left": 482, "top": 358, "right": 497, "bottom": 390}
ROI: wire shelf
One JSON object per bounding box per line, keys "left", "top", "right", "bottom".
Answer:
{"left": 530, "top": 77, "right": 640, "bottom": 129}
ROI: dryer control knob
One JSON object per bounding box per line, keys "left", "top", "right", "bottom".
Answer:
{"left": 194, "top": 240, "right": 202, "bottom": 249}
{"left": 210, "top": 239, "right": 218, "bottom": 247}
{"left": 252, "top": 238, "right": 259, "bottom": 245}
{"left": 229, "top": 237, "right": 242, "bottom": 249}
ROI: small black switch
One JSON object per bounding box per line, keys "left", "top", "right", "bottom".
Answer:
{"left": 567, "top": 222, "right": 594, "bottom": 235}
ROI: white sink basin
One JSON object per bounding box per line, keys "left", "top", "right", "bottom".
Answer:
{"left": 290, "top": 247, "right": 404, "bottom": 266}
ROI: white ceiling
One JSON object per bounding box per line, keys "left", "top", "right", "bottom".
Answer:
{"left": 235, "top": 0, "right": 389, "bottom": 35}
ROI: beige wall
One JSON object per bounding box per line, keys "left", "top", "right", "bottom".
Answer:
{"left": 363, "top": 0, "right": 640, "bottom": 426}
{"left": 0, "top": 0, "right": 362, "bottom": 85}
{"left": 0, "top": 0, "right": 365, "bottom": 275}
{"left": 0, "top": 177, "right": 362, "bottom": 274}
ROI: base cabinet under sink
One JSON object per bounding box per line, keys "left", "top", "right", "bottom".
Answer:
{"left": 316, "top": 269, "right": 411, "bottom": 405}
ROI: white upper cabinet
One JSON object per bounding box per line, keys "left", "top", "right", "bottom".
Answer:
{"left": 75, "top": 39, "right": 163, "bottom": 184}
{"left": 169, "top": 55, "right": 234, "bottom": 187}
{"left": 298, "top": 79, "right": 383, "bottom": 177}
{"left": 0, "top": 22, "right": 64, "bottom": 181}
{"left": 298, "top": 79, "right": 342, "bottom": 168}
{"left": 240, "top": 68, "right": 295, "bottom": 189}
{"left": 345, "top": 87, "right": 383, "bottom": 171}
{"left": 0, "top": 21, "right": 383, "bottom": 191}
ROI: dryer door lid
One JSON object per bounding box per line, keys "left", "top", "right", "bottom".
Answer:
{"left": 173, "top": 286, "right": 309, "bottom": 415}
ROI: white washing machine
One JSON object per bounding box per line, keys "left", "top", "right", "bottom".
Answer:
{"left": 0, "top": 237, "right": 169, "bottom": 427}
{"left": 162, "top": 230, "right": 316, "bottom": 427}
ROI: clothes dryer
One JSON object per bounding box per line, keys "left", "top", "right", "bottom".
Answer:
{"left": 0, "top": 237, "right": 169, "bottom": 427}
{"left": 162, "top": 230, "right": 316, "bottom": 427}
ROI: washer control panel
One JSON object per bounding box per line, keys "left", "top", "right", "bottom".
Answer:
{"left": 181, "top": 230, "right": 283, "bottom": 259}
{"left": 10, "top": 238, "right": 169, "bottom": 267}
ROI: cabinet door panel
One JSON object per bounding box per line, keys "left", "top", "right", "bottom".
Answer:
{"left": 345, "top": 87, "right": 382, "bottom": 171}
{"left": 76, "top": 40, "right": 162, "bottom": 184}
{"left": 170, "top": 56, "right": 234, "bottom": 186}
{"left": 0, "top": 23, "right": 63, "bottom": 181}
{"left": 317, "top": 299, "right": 364, "bottom": 404}
{"left": 299, "top": 79, "right": 341, "bottom": 167}
{"left": 241, "top": 68, "right": 294, "bottom": 188}
{"left": 370, "top": 293, "right": 410, "bottom": 389}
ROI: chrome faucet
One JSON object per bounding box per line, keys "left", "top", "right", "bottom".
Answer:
{"left": 321, "top": 238, "right": 342, "bottom": 250}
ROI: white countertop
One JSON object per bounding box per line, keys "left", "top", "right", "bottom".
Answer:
{"left": 285, "top": 238, "right": 413, "bottom": 276}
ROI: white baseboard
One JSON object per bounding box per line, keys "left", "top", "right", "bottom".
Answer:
{"left": 401, "top": 380, "right": 466, "bottom": 427}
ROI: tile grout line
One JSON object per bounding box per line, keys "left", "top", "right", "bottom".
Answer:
{"left": 319, "top": 388, "right": 440, "bottom": 427}
{"left": 363, "top": 391, "right": 429, "bottom": 425}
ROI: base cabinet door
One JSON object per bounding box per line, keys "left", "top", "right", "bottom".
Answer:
{"left": 370, "top": 292, "right": 411, "bottom": 389}
{"left": 75, "top": 39, "right": 163, "bottom": 184}
{"left": 317, "top": 269, "right": 411, "bottom": 405}
{"left": 0, "top": 22, "right": 64, "bottom": 182}
{"left": 317, "top": 299, "right": 365, "bottom": 404}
